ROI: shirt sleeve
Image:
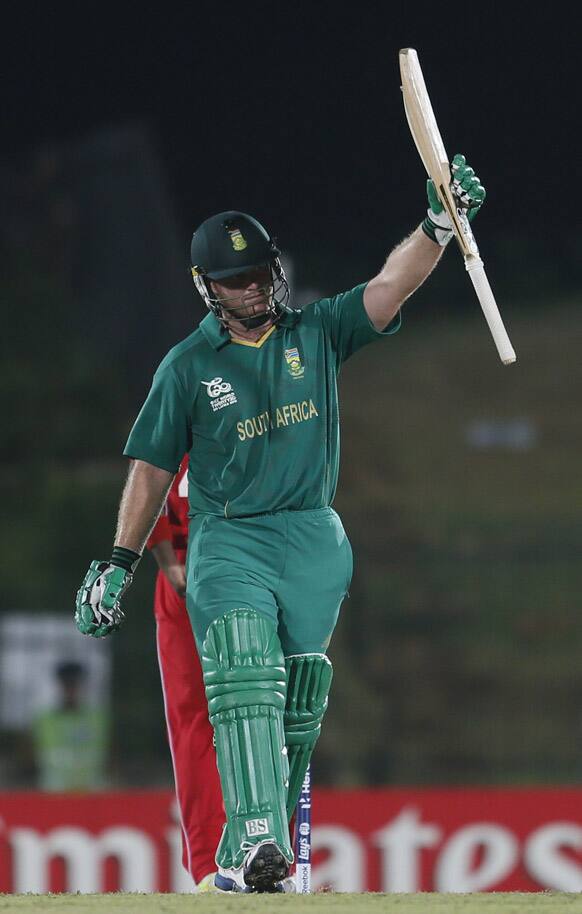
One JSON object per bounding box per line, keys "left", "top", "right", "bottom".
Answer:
{"left": 146, "top": 508, "right": 171, "bottom": 550}
{"left": 123, "top": 365, "right": 191, "bottom": 473}
{"left": 316, "top": 282, "right": 401, "bottom": 363}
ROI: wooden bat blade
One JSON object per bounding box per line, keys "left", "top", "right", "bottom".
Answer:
{"left": 398, "top": 47, "right": 517, "bottom": 365}
{"left": 399, "top": 47, "right": 477, "bottom": 259}
{"left": 399, "top": 48, "right": 449, "bottom": 178}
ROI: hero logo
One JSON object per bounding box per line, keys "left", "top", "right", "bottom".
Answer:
{"left": 201, "top": 377, "right": 238, "bottom": 412}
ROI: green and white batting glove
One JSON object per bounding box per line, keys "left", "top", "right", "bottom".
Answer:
{"left": 422, "top": 153, "right": 486, "bottom": 246}
{"left": 75, "top": 547, "right": 140, "bottom": 638}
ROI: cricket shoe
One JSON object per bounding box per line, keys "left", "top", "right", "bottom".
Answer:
{"left": 213, "top": 867, "right": 250, "bottom": 893}
{"left": 215, "top": 840, "right": 290, "bottom": 893}
{"left": 242, "top": 840, "right": 290, "bottom": 893}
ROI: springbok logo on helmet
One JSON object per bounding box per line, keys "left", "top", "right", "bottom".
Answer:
{"left": 201, "top": 377, "right": 238, "bottom": 412}
{"left": 227, "top": 227, "right": 247, "bottom": 252}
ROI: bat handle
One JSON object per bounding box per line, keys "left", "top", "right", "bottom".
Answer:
{"left": 464, "top": 257, "right": 517, "bottom": 365}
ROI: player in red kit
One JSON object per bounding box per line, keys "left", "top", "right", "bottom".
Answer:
{"left": 147, "top": 456, "right": 224, "bottom": 890}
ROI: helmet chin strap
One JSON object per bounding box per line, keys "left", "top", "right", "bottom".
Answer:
{"left": 219, "top": 302, "right": 278, "bottom": 332}
{"left": 240, "top": 312, "right": 272, "bottom": 330}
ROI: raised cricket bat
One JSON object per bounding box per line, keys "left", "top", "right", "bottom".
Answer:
{"left": 399, "top": 48, "right": 516, "bottom": 365}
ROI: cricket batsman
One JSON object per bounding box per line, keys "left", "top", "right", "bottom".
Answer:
{"left": 75, "top": 157, "right": 485, "bottom": 893}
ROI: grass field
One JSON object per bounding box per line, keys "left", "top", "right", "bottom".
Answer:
{"left": 3, "top": 893, "right": 582, "bottom": 913}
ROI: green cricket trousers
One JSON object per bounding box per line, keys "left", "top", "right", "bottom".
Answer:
{"left": 186, "top": 506, "right": 353, "bottom": 655}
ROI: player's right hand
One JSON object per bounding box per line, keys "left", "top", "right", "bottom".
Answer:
{"left": 450, "top": 154, "right": 486, "bottom": 219}
{"left": 75, "top": 561, "right": 132, "bottom": 637}
{"left": 422, "top": 153, "right": 486, "bottom": 246}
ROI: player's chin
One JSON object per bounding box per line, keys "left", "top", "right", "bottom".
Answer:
{"left": 225, "top": 299, "right": 272, "bottom": 328}
{"left": 243, "top": 295, "right": 269, "bottom": 312}
{"left": 244, "top": 311, "right": 272, "bottom": 330}
{"left": 241, "top": 303, "right": 270, "bottom": 321}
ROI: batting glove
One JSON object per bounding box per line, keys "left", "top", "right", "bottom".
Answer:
{"left": 75, "top": 560, "right": 133, "bottom": 638}
{"left": 422, "top": 153, "right": 486, "bottom": 246}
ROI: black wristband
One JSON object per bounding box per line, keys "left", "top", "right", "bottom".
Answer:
{"left": 421, "top": 216, "right": 438, "bottom": 243}
{"left": 110, "top": 546, "right": 141, "bottom": 573}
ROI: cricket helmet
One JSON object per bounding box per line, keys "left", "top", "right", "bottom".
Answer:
{"left": 190, "top": 210, "right": 290, "bottom": 329}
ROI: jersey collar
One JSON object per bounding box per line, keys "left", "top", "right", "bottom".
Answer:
{"left": 199, "top": 307, "right": 303, "bottom": 351}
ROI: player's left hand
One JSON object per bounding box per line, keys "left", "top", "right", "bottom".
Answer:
{"left": 422, "top": 153, "right": 486, "bottom": 246}
{"left": 75, "top": 561, "right": 132, "bottom": 637}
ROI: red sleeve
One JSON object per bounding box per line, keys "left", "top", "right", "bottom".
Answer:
{"left": 145, "top": 454, "right": 189, "bottom": 551}
{"left": 146, "top": 512, "right": 172, "bottom": 550}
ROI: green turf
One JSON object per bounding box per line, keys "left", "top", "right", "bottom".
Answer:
{"left": 3, "top": 894, "right": 582, "bottom": 913}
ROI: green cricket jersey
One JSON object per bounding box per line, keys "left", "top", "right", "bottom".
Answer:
{"left": 124, "top": 283, "right": 400, "bottom": 518}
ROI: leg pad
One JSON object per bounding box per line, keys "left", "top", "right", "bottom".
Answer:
{"left": 284, "top": 653, "right": 333, "bottom": 820}
{"left": 202, "top": 609, "right": 292, "bottom": 869}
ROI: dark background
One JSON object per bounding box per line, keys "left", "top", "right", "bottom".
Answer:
{"left": 1, "top": 5, "right": 581, "bottom": 788}
{"left": 4, "top": 5, "right": 579, "bottom": 280}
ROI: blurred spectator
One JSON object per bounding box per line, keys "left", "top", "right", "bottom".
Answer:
{"left": 31, "top": 660, "right": 109, "bottom": 791}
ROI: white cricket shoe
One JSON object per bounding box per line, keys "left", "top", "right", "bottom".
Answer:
{"left": 214, "top": 840, "right": 290, "bottom": 894}
{"left": 213, "top": 866, "right": 249, "bottom": 893}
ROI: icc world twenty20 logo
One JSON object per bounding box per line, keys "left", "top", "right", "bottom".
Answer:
{"left": 201, "top": 377, "right": 238, "bottom": 412}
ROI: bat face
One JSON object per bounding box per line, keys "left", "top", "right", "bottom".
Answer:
{"left": 398, "top": 48, "right": 516, "bottom": 365}
{"left": 399, "top": 48, "right": 449, "bottom": 176}
{"left": 399, "top": 47, "right": 478, "bottom": 259}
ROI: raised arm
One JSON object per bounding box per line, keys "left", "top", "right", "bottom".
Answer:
{"left": 364, "top": 226, "right": 443, "bottom": 330}
{"left": 364, "top": 154, "right": 486, "bottom": 330}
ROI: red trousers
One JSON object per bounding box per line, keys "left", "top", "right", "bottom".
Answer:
{"left": 153, "top": 564, "right": 224, "bottom": 883}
